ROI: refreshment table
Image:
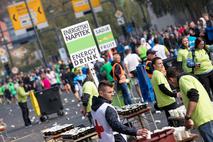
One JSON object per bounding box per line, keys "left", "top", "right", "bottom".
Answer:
{"left": 117, "top": 103, "right": 158, "bottom": 129}
{"left": 61, "top": 127, "right": 97, "bottom": 142}
{"left": 41, "top": 124, "right": 74, "bottom": 142}
{"left": 61, "top": 132, "right": 97, "bottom": 142}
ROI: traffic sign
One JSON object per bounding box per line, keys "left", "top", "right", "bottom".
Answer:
{"left": 71, "top": 0, "right": 102, "bottom": 18}
{"left": 61, "top": 21, "right": 100, "bottom": 67}
{"left": 7, "top": 0, "right": 48, "bottom": 35}
{"left": 117, "top": 17, "right": 125, "bottom": 25}
{"left": 0, "top": 55, "right": 8, "bottom": 63}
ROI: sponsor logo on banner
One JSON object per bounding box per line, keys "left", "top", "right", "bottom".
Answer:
{"left": 61, "top": 21, "right": 100, "bottom": 67}
{"left": 94, "top": 24, "right": 116, "bottom": 52}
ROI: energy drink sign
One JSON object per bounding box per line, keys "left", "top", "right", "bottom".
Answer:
{"left": 61, "top": 21, "right": 100, "bottom": 67}
{"left": 94, "top": 24, "right": 116, "bottom": 52}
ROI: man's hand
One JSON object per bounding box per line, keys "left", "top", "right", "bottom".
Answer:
{"left": 195, "top": 63, "right": 201, "bottom": 68}
{"left": 128, "top": 73, "right": 133, "bottom": 78}
{"left": 81, "top": 107, "right": 87, "bottom": 116}
{"left": 137, "top": 128, "right": 148, "bottom": 138}
{"left": 185, "top": 119, "right": 194, "bottom": 129}
{"left": 176, "top": 92, "right": 182, "bottom": 98}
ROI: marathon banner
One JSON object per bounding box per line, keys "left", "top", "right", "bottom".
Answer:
{"left": 94, "top": 24, "right": 116, "bottom": 52}
{"left": 61, "top": 21, "right": 100, "bottom": 67}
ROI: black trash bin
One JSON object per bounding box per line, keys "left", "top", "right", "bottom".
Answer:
{"left": 35, "top": 86, "right": 64, "bottom": 122}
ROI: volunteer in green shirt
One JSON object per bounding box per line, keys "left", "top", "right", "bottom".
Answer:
{"left": 167, "top": 67, "right": 213, "bottom": 142}
{"left": 81, "top": 76, "right": 99, "bottom": 125}
{"left": 137, "top": 38, "right": 151, "bottom": 62}
{"left": 187, "top": 37, "right": 213, "bottom": 101}
{"left": 0, "top": 82, "right": 5, "bottom": 104}
{"left": 151, "top": 57, "right": 179, "bottom": 125}
{"left": 17, "top": 80, "right": 31, "bottom": 127}
{"left": 8, "top": 79, "right": 17, "bottom": 103}
{"left": 177, "top": 37, "right": 192, "bottom": 73}
{"left": 100, "top": 57, "right": 114, "bottom": 83}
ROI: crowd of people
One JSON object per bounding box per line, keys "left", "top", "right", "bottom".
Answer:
{"left": 0, "top": 13, "right": 213, "bottom": 142}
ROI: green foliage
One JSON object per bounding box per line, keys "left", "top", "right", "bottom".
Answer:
{"left": 150, "top": 0, "right": 211, "bottom": 18}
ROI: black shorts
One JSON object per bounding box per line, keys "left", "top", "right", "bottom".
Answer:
{"left": 130, "top": 70, "right": 138, "bottom": 78}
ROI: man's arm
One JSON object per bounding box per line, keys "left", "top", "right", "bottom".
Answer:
{"left": 114, "top": 64, "right": 122, "bottom": 80}
{"left": 17, "top": 87, "right": 28, "bottom": 97}
{"left": 146, "top": 62, "right": 154, "bottom": 74}
{"left": 158, "top": 84, "right": 177, "bottom": 97}
{"left": 165, "top": 46, "right": 170, "bottom": 57}
{"left": 105, "top": 106, "right": 137, "bottom": 136}
{"left": 176, "top": 62, "right": 183, "bottom": 72}
{"left": 81, "top": 93, "right": 90, "bottom": 107}
{"left": 186, "top": 89, "right": 199, "bottom": 117}
{"left": 185, "top": 88, "right": 199, "bottom": 129}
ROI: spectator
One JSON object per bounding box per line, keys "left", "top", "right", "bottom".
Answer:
{"left": 124, "top": 48, "right": 142, "bottom": 99}
{"left": 112, "top": 54, "right": 132, "bottom": 105}
{"left": 7, "top": 78, "right": 17, "bottom": 103}
{"left": 46, "top": 68, "right": 57, "bottom": 87}
{"left": 145, "top": 49, "right": 156, "bottom": 79}
{"left": 0, "top": 82, "right": 5, "bottom": 104}
{"left": 73, "top": 68, "right": 87, "bottom": 101}
{"left": 137, "top": 38, "right": 151, "bottom": 62}
{"left": 152, "top": 38, "right": 170, "bottom": 60}
{"left": 100, "top": 56, "right": 114, "bottom": 83}
{"left": 61, "top": 67, "right": 76, "bottom": 95}
{"left": 40, "top": 72, "right": 51, "bottom": 90}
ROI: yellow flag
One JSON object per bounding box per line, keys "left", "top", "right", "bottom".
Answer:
{"left": 29, "top": 91, "right": 41, "bottom": 116}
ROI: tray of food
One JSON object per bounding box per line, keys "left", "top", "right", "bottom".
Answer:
{"left": 61, "top": 126, "right": 96, "bottom": 140}
{"left": 42, "top": 124, "right": 74, "bottom": 136}
{"left": 116, "top": 102, "right": 148, "bottom": 115}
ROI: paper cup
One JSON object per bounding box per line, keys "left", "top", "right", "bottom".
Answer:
{"left": 147, "top": 131, "right": 152, "bottom": 139}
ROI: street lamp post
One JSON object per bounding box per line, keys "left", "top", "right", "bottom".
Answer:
{"left": 23, "top": 0, "right": 47, "bottom": 67}
{"left": 88, "top": 0, "right": 99, "bottom": 28}
{"left": 0, "top": 24, "right": 14, "bottom": 67}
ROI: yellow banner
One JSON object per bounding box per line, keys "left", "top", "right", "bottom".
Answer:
{"left": 7, "top": 0, "right": 47, "bottom": 31}
{"left": 71, "top": 0, "right": 101, "bottom": 13}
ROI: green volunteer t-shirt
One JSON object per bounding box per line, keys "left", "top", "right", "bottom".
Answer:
{"left": 8, "top": 82, "right": 16, "bottom": 96}
{"left": 82, "top": 81, "right": 99, "bottom": 112}
{"left": 179, "top": 75, "right": 213, "bottom": 127}
{"left": 138, "top": 45, "right": 147, "bottom": 60}
{"left": 0, "top": 86, "right": 5, "bottom": 96}
{"left": 100, "top": 62, "right": 114, "bottom": 82}
{"left": 17, "top": 86, "right": 28, "bottom": 103}
{"left": 151, "top": 70, "right": 175, "bottom": 108}
{"left": 177, "top": 48, "right": 192, "bottom": 73}
{"left": 188, "top": 49, "right": 213, "bottom": 75}
{"left": 56, "top": 73, "right": 61, "bottom": 84}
